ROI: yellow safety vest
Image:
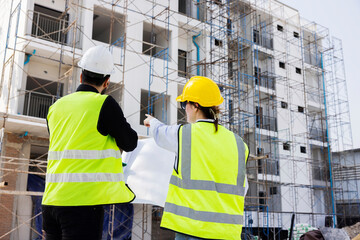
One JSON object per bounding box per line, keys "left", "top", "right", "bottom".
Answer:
{"left": 42, "top": 91, "right": 135, "bottom": 206}
{"left": 161, "top": 122, "right": 249, "bottom": 239}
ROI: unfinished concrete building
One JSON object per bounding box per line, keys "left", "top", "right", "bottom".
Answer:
{"left": 0, "top": 0, "right": 358, "bottom": 239}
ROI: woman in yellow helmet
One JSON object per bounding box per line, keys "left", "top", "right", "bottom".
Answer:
{"left": 144, "top": 76, "right": 249, "bottom": 240}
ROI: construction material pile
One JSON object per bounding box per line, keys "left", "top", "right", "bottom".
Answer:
{"left": 290, "top": 223, "right": 318, "bottom": 240}
{"left": 343, "top": 222, "right": 360, "bottom": 239}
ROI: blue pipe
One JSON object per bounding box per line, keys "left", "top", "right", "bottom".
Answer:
{"left": 24, "top": 49, "right": 36, "bottom": 65}
{"left": 197, "top": 0, "right": 200, "bottom": 20}
{"left": 321, "top": 52, "right": 336, "bottom": 228}
{"left": 192, "top": 32, "right": 201, "bottom": 75}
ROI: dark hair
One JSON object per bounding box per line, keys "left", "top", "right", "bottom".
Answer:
{"left": 82, "top": 70, "right": 110, "bottom": 87}
{"left": 189, "top": 102, "right": 220, "bottom": 132}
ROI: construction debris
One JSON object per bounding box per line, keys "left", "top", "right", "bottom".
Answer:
{"left": 343, "top": 222, "right": 360, "bottom": 239}
{"left": 291, "top": 223, "right": 318, "bottom": 240}
{"left": 319, "top": 227, "right": 350, "bottom": 240}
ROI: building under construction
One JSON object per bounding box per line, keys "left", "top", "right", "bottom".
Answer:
{"left": 0, "top": 0, "right": 359, "bottom": 239}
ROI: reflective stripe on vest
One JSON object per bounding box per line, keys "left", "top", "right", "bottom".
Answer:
{"left": 46, "top": 172, "right": 124, "bottom": 183}
{"left": 48, "top": 149, "right": 121, "bottom": 160}
{"left": 164, "top": 202, "right": 244, "bottom": 225}
{"left": 170, "top": 124, "right": 246, "bottom": 197}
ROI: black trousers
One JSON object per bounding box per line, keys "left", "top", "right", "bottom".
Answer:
{"left": 42, "top": 205, "right": 104, "bottom": 240}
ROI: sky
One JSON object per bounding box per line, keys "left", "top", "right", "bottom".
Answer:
{"left": 279, "top": 0, "right": 360, "bottom": 149}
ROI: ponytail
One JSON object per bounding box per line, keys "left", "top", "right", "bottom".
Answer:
{"left": 208, "top": 107, "right": 220, "bottom": 132}
{"left": 214, "top": 118, "right": 219, "bottom": 132}
{"left": 197, "top": 103, "right": 220, "bottom": 132}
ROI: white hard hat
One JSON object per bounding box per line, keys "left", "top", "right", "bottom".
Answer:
{"left": 78, "top": 45, "right": 115, "bottom": 75}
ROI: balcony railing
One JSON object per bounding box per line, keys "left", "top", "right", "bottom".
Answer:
{"left": 258, "top": 158, "right": 279, "bottom": 176}
{"left": 309, "top": 127, "right": 328, "bottom": 142}
{"left": 307, "top": 90, "right": 324, "bottom": 104}
{"left": 253, "top": 30, "right": 273, "bottom": 49}
{"left": 178, "top": 0, "right": 206, "bottom": 22}
{"left": 23, "top": 90, "right": 56, "bottom": 119}
{"left": 30, "top": 10, "right": 82, "bottom": 48}
{"left": 304, "top": 51, "right": 321, "bottom": 67}
{"left": 313, "top": 166, "right": 330, "bottom": 181}
{"left": 237, "top": 74, "right": 276, "bottom": 90}
{"left": 254, "top": 74, "right": 276, "bottom": 90}
{"left": 256, "top": 115, "right": 277, "bottom": 132}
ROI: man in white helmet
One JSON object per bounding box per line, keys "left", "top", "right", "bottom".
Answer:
{"left": 41, "top": 45, "right": 138, "bottom": 240}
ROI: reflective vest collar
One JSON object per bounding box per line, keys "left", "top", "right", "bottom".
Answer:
{"left": 76, "top": 83, "right": 99, "bottom": 93}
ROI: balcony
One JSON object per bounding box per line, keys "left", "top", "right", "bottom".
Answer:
{"left": 312, "top": 165, "right": 330, "bottom": 181}
{"left": 309, "top": 127, "right": 327, "bottom": 142}
{"left": 21, "top": 77, "right": 63, "bottom": 119}
{"left": 29, "top": 9, "right": 82, "bottom": 48}
{"left": 22, "top": 90, "right": 56, "bottom": 119}
{"left": 307, "top": 90, "right": 324, "bottom": 104}
{"left": 256, "top": 115, "right": 277, "bottom": 132}
{"left": 254, "top": 73, "right": 276, "bottom": 90}
{"left": 258, "top": 157, "right": 279, "bottom": 176}
{"left": 253, "top": 30, "right": 273, "bottom": 49}
{"left": 178, "top": 0, "right": 206, "bottom": 22}
{"left": 304, "top": 51, "right": 321, "bottom": 67}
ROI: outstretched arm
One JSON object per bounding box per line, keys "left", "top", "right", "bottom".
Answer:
{"left": 144, "top": 114, "right": 180, "bottom": 153}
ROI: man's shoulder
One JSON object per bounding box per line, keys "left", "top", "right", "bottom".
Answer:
{"left": 101, "top": 95, "right": 120, "bottom": 108}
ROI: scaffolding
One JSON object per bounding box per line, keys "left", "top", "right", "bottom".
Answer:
{"left": 0, "top": 0, "right": 359, "bottom": 239}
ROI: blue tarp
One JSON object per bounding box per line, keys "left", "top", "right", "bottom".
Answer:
{"left": 102, "top": 204, "right": 133, "bottom": 240}
{"left": 27, "top": 174, "right": 45, "bottom": 240}
{"left": 27, "top": 174, "right": 133, "bottom": 240}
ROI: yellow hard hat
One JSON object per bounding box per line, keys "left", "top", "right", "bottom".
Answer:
{"left": 176, "top": 76, "right": 224, "bottom": 107}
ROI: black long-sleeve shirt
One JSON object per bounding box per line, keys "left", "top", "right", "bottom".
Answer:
{"left": 48, "top": 84, "right": 138, "bottom": 152}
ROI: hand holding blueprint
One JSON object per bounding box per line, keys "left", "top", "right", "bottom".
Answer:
{"left": 122, "top": 138, "right": 175, "bottom": 207}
